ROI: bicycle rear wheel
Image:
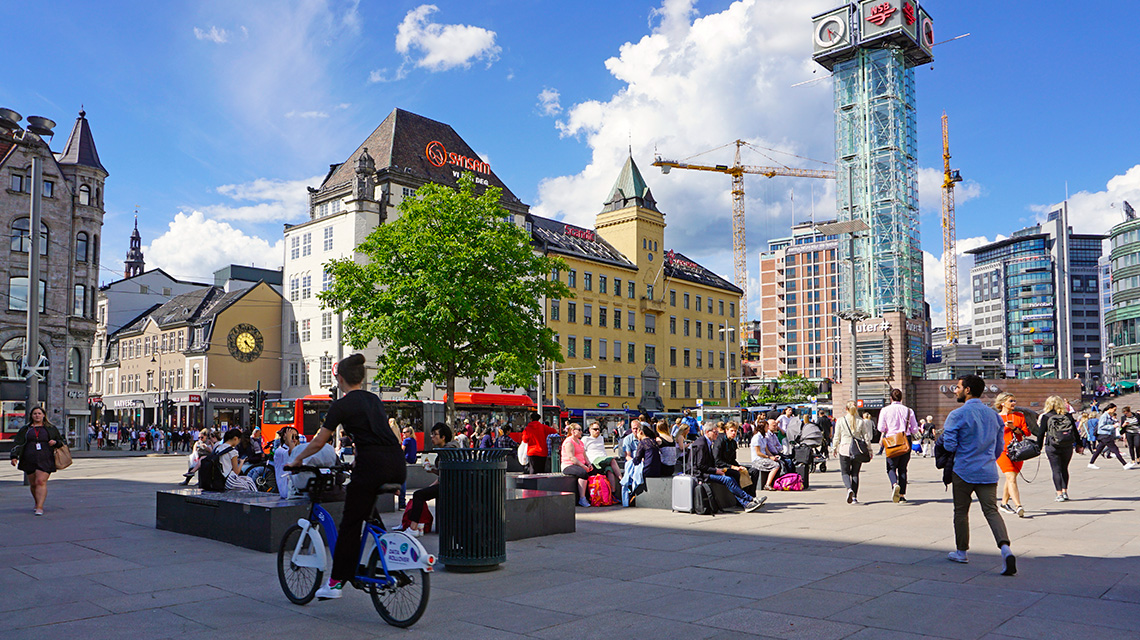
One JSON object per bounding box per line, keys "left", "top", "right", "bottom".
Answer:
{"left": 366, "top": 549, "right": 430, "bottom": 627}
{"left": 278, "top": 524, "right": 323, "bottom": 605}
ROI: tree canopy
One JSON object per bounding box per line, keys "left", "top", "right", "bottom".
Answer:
{"left": 742, "top": 374, "right": 820, "bottom": 406}
{"left": 319, "top": 173, "right": 571, "bottom": 424}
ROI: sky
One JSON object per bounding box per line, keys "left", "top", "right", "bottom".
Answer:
{"left": 5, "top": 0, "right": 1139, "bottom": 330}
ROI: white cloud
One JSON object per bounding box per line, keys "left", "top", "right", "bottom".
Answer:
{"left": 198, "top": 175, "right": 322, "bottom": 223}
{"left": 1035, "top": 164, "right": 1140, "bottom": 236}
{"left": 394, "top": 5, "right": 501, "bottom": 72}
{"left": 285, "top": 110, "right": 330, "bottom": 119}
{"left": 534, "top": 0, "right": 841, "bottom": 319}
{"left": 537, "top": 88, "right": 562, "bottom": 116}
{"left": 916, "top": 166, "right": 983, "bottom": 217}
{"left": 194, "top": 26, "right": 230, "bottom": 44}
{"left": 145, "top": 211, "right": 284, "bottom": 280}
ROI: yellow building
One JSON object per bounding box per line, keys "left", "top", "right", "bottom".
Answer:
{"left": 533, "top": 157, "right": 743, "bottom": 420}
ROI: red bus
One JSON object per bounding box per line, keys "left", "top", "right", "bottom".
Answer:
{"left": 262, "top": 392, "right": 560, "bottom": 452}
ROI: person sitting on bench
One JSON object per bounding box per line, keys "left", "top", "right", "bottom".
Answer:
{"left": 690, "top": 423, "right": 766, "bottom": 513}
{"left": 750, "top": 419, "right": 784, "bottom": 491}
{"left": 713, "top": 422, "right": 755, "bottom": 492}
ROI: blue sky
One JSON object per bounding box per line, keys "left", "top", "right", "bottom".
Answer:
{"left": 5, "top": 0, "right": 1138, "bottom": 327}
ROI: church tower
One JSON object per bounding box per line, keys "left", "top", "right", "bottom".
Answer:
{"left": 594, "top": 154, "right": 665, "bottom": 271}
{"left": 124, "top": 215, "right": 144, "bottom": 278}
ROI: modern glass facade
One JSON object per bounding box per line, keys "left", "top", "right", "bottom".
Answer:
{"left": 834, "top": 47, "right": 923, "bottom": 321}
{"left": 1106, "top": 217, "right": 1140, "bottom": 380}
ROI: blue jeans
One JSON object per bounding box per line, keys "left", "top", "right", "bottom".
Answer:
{"left": 705, "top": 473, "right": 751, "bottom": 508}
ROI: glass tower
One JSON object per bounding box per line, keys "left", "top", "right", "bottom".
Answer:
{"left": 834, "top": 47, "right": 922, "bottom": 320}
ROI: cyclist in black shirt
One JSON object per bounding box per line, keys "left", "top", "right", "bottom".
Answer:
{"left": 286, "top": 353, "right": 406, "bottom": 600}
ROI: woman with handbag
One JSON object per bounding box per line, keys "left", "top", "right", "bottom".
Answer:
{"left": 835, "top": 401, "right": 874, "bottom": 504}
{"left": 994, "top": 392, "right": 1030, "bottom": 517}
{"left": 8, "top": 406, "right": 65, "bottom": 516}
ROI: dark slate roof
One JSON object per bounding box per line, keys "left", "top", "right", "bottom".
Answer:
{"left": 663, "top": 250, "right": 743, "bottom": 294}
{"left": 99, "top": 268, "right": 211, "bottom": 292}
{"left": 55, "top": 109, "right": 107, "bottom": 175}
{"left": 602, "top": 156, "right": 658, "bottom": 213}
{"left": 153, "top": 288, "right": 216, "bottom": 327}
{"left": 317, "top": 108, "right": 524, "bottom": 205}
{"left": 529, "top": 214, "right": 636, "bottom": 270}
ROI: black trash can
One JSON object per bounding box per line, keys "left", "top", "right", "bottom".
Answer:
{"left": 547, "top": 434, "right": 564, "bottom": 473}
{"left": 436, "top": 447, "right": 510, "bottom": 572}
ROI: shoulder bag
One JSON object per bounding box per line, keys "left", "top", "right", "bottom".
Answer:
{"left": 883, "top": 409, "right": 913, "bottom": 458}
{"left": 54, "top": 443, "right": 73, "bottom": 470}
{"left": 844, "top": 417, "right": 872, "bottom": 464}
{"left": 1006, "top": 437, "right": 1041, "bottom": 462}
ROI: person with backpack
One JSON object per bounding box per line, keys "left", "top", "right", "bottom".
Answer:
{"left": 206, "top": 428, "right": 257, "bottom": 492}
{"left": 1040, "top": 396, "right": 1083, "bottom": 502}
{"left": 284, "top": 353, "right": 407, "bottom": 601}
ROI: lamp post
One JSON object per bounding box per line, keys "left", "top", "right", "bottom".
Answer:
{"left": 814, "top": 219, "right": 871, "bottom": 410}
{"left": 0, "top": 108, "right": 56, "bottom": 412}
{"left": 718, "top": 324, "right": 734, "bottom": 407}
{"left": 1084, "top": 353, "right": 1091, "bottom": 395}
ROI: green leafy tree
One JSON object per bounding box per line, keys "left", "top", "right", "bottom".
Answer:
{"left": 319, "top": 173, "right": 571, "bottom": 425}
{"left": 742, "top": 374, "right": 819, "bottom": 406}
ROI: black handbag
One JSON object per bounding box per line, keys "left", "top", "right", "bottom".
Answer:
{"left": 1006, "top": 437, "right": 1041, "bottom": 462}
{"left": 843, "top": 417, "right": 872, "bottom": 464}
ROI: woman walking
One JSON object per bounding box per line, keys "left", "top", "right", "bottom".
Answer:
{"left": 9, "top": 406, "right": 65, "bottom": 516}
{"left": 1121, "top": 406, "right": 1140, "bottom": 466}
{"left": 994, "top": 392, "right": 1030, "bottom": 517}
{"left": 1088, "top": 403, "right": 1135, "bottom": 469}
{"left": 835, "top": 401, "right": 874, "bottom": 504}
{"left": 1040, "top": 396, "right": 1082, "bottom": 501}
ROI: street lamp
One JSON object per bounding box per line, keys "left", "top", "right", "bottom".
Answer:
{"left": 1084, "top": 353, "right": 1091, "bottom": 394}
{"left": 1, "top": 108, "right": 56, "bottom": 412}
{"left": 718, "top": 324, "right": 734, "bottom": 407}
{"left": 814, "top": 218, "right": 871, "bottom": 409}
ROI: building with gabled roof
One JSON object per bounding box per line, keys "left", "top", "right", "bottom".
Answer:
{"left": 1, "top": 109, "right": 106, "bottom": 447}
{"left": 534, "top": 155, "right": 743, "bottom": 419}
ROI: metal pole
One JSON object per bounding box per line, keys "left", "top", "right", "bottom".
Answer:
{"left": 25, "top": 154, "right": 43, "bottom": 410}
{"left": 848, "top": 164, "right": 859, "bottom": 411}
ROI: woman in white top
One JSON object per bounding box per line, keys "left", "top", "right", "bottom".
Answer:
{"left": 835, "top": 401, "right": 874, "bottom": 504}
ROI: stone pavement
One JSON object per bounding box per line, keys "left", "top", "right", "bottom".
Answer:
{"left": 2, "top": 451, "right": 1138, "bottom": 640}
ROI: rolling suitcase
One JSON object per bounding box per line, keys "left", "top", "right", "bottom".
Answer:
{"left": 673, "top": 446, "right": 699, "bottom": 512}
{"left": 793, "top": 444, "right": 812, "bottom": 490}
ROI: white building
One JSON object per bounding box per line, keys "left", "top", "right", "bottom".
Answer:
{"left": 281, "top": 109, "right": 531, "bottom": 400}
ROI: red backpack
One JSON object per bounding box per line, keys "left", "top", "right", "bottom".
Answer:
{"left": 587, "top": 475, "right": 615, "bottom": 506}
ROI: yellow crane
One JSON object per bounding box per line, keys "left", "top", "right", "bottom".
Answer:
{"left": 941, "top": 112, "right": 963, "bottom": 343}
{"left": 652, "top": 139, "right": 836, "bottom": 331}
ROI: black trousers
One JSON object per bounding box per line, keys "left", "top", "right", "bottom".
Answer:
{"left": 885, "top": 450, "right": 911, "bottom": 495}
{"left": 839, "top": 455, "right": 862, "bottom": 497}
{"left": 1044, "top": 443, "right": 1073, "bottom": 491}
{"left": 408, "top": 484, "right": 438, "bottom": 523}
{"left": 1090, "top": 435, "right": 1125, "bottom": 465}
{"left": 526, "top": 455, "right": 549, "bottom": 475}
{"left": 1126, "top": 433, "right": 1140, "bottom": 461}
{"left": 331, "top": 446, "right": 405, "bottom": 581}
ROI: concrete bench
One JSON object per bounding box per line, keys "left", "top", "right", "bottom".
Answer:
{"left": 155, "top": 489, "right": 394, "bottom": 553}
{"left": 507, "top": 473, "right": 578, "bottom": 494}
{"left": 629, "top": 475, "right": 741, "bottom": 511}
{"left": 506, "top": 489, "right": 575, "bottom": 541}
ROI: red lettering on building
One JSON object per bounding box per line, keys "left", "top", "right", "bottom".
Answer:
{"left": 902, "top": 2, "right": 916, "bottom": 25}
{"left": 865, "top": 2, "right": 897, "bottom": 27}
{"left": 562, "top": 225, "right": 596, "bottom": 241}
{"left": 665, "top": 250, "right": 701, "bottom": 271}
{"left": 424, "top": 140, "right": 491, "bottom": 174}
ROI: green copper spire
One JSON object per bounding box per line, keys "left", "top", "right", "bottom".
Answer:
{"left": 602, "top": 155, "right": 658, "bottom": 213}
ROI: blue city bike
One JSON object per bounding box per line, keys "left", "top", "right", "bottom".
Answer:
{"left": 277, "top": 465, "right": 435, "bottom": 628}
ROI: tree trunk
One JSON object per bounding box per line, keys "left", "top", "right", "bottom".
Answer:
{"left": 445, "top": 366, "right": 456, "bottom": 429}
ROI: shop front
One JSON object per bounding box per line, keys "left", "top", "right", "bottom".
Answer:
{"left": 206, "top": 391, "right": 250, "bottom": 431}
{"left": 106, "top": 394, "right": 153, "bottom": 433}
{"left": 167, "top": 393, "right": 204, "bottom": 430}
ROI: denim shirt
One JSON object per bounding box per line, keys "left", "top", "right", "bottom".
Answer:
{"left": 942, "top": 398, "right": 1005, "bottom": 485}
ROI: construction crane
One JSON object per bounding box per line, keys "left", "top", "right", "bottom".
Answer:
{"left": 652, "top": 140, "right": 836, "bottom": 333}
{"left": 941, "top": 112, "right": 963, "bottom": 343}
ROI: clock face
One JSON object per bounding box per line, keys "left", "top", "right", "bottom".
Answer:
{"left": 814, "top": 15, "right": 847, "bottom": 49}
{"left": 227, "top": 323, "right": 264, "bottom": 363}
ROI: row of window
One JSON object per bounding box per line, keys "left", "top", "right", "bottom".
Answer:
{"left": 8, "top": 219, "right": 100, "bottom": 263}
{"left": 106, "top": 364, "right": 202, "bottom": 395}
{"left": 559, "top": 334, "right": 737, "bottom": 369}
{"left": 288, "top": 272, "right": 333, "bottom": 301}
{"left": 285, "top": 357, "right": 334, "bottom": 388}
{"left": 9, "top": 174, "right": 102, "bottom": 206}
{"left": 554, "top": 373, "right": 738, "bottom": 401}
{"left": 6, "top": 277, "right": 96, "bottom": 318}
{"left": 289, "top": 313, "right": 335, "bottom": 344}
{"left": 555, "top": 269, "right": 735, "bottom": 317}
{"left": 114, "top": 329, "right": 190, "bottom": 361}
{"left": 289, "top": 226, "right": 336, "bottom": 260}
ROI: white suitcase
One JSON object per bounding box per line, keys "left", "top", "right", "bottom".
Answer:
{"left": 672, "top": 447, "right": 697, "bottom": 512}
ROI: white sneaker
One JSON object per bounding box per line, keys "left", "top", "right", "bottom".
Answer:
{"left": 1016, "top": 505, "right": 1025, "bottom": 518}
{"left": 744, "top": 496, "right": 768, "bottom": 513}
{"left": 1055, "top": 495, "right": 1065, "bottom": 502}
{"left": 892, "top": 484, "right": 901, "bottom": 503}
{"left": 1125, "top": 463, "right": 1137, "bottom": 470}
{"left": 315, "top": 581, "right": 344, "bottom": 599}
{"left": 846, "top": 489, "right": 854, "bottom": 504}
{"left": 1087, "top": 463, "right": 1100, "bottom": 469}
{"left": 947, "top": 550, "right": 969, "bottom": 564}
{"left": 406, "top": 528, "right": 423, "bottom": 538}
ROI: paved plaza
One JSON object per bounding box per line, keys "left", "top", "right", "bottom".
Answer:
{"left": 2, "top": 450, "right": 1138, "bottom": 639}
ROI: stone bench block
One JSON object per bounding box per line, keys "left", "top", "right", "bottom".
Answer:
{"left": 506, "top": 489, "right": 575, "bottom": 541}
{"left": 507, "top": 473, "right": 578, "bottom": 495}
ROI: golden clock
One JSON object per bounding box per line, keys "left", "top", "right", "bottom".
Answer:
{"left": 227, "top": 323, "right": 264, "bottom": 363}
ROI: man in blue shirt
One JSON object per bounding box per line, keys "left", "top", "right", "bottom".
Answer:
{"left": 942, "top": 374, "right": 1016, "bottom": 576}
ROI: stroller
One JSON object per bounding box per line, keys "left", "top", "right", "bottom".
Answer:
{"left": 783, "top": 419, "right": 827, "bottom": 474}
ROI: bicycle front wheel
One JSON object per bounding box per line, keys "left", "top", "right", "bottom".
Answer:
{"left": 278, "top": 524, "right": 323, "bottom": 605}
{"left": 367, "top": 549, "right": 430, "bottom": 627}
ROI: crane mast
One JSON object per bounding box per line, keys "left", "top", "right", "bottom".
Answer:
{"left": 652, "top": 140, "right": 836, "bottom": 335}
{"left": 941, "top": 112, "right": 963, "bottom": 343}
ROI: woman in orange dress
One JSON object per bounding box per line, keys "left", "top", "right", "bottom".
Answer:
{"left": 994, "top": 392, "right": 1029, "bottom": 518}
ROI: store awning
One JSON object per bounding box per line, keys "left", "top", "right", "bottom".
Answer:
{"left": 1118, "top": 380, "right": 1138, "bottom": 391}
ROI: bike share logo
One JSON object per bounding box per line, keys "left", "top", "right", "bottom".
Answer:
{"left": 381, "top": 536, "right": 418, "bottom": 563}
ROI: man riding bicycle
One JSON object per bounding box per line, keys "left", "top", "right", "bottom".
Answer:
{"left": 285, "top": 353, "right": 406, "bottom": 599}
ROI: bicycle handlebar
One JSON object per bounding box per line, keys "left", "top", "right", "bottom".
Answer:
{"left": 287, "top": 464, "right": 351, "bottom": 473}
